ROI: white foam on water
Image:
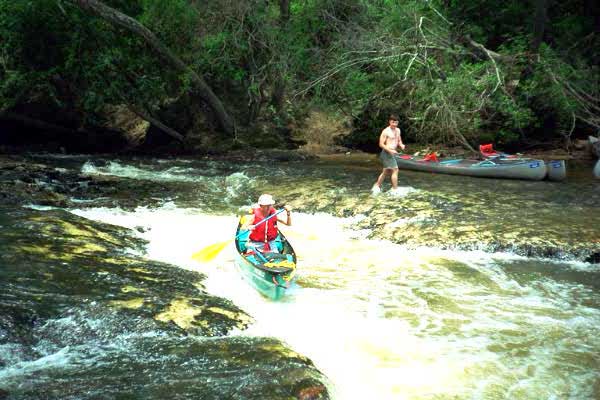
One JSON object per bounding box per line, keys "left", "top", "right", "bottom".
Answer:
{"left": 387, "top": 186, "right": 419, "bottom": 197}
{"left": 28, "top": 153, "right": 93, "bottom": 160}
{"left": 23, "top": 204, "right": 61, "bottom": 211}
{"left": 0, "top": 346, "right": 74, "bottom": 384}
{"left": 65, "top": 204, "right": 600, "bottom": 400}
{"left": 81, "top": 160, "right": 209, "bottom": 183}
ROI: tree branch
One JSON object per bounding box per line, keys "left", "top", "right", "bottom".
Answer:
{"left": 69, "top": 0, "right": 235, "bottom": 135}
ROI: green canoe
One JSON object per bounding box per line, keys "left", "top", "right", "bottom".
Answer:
{"left": 234, "top": 219, "right": 297, "bottom": 300}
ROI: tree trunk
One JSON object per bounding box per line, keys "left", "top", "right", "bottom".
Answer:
{"left": 272, "top": 0, "right": 291, "bottom": 117}
{"left": 584, "top": 0, "right": 600, "bottom": 65}
{"left": 126, "top": 104, "right": 184, "bottom": 142}
{"left": 2, "top": 112, "right": 88, "bottom": 136}
{"left": 531, "top": 0, "right": 548, "bottom": 53}
{"left": 279, "top": 0, "right": 290, "bottom": 24}
{"left": 69, "top": 0, "right": 235, "bottom": 135}
{"left": 584, "top": 0, "right": 600, "bottom": 34}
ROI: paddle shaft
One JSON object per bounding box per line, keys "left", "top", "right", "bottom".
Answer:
{"left": 253, "top": 248, "right": 269, "bottom": 262}
{"left": 236, "top": 208, "right": 286, "bottom": 240}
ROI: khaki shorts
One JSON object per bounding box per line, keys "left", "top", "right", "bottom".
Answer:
{"left": 379, "top": 150, "right": 398, "bottom": 169}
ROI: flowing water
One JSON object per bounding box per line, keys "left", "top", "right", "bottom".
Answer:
{"left": 1, "top": 154, "right": 599, "bottom": 399}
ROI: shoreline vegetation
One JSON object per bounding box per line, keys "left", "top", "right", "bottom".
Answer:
{"left": 1, "top": 1, "right": 598, "bottom": 157}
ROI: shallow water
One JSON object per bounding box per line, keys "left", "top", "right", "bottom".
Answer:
{"left": 2, "top": 154, "right": 599, "bottom": 399}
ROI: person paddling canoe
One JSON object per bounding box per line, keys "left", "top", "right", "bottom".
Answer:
{"left": 241, "top": 194, "right": 291, "bottom": 253}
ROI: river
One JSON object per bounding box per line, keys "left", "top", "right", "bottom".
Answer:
{"left": 1, "top": 153, "right": 599, "bottom": 399}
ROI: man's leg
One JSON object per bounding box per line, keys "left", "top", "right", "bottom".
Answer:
{"left": 372, "top": 169, "right": 387, "bottom": 193}
{"left": 375, "top": 169, "right": 388, "bottom": 187}
{"left": 391, "top": 168, "right": 399, "bottom": 189}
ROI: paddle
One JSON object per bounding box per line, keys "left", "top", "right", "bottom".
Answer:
{"left": 191, "top": 208, "right": 286, "bottom": 262}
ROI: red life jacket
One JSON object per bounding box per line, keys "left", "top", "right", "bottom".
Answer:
{"left": 423, "top": 152, "right": 439, "bottom": 162}
{"left": 249, "top": 207, "right": 278, "bottom": 242}
{"left": 479, "top": 143, "right": 498, "bottom": 157}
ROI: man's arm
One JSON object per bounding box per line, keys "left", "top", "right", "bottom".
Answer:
{"left": 241, "top": 208, "right": 255, "bottom": 231}
{"left": 277, "top": 206, "right": 292, "bottom": 226}
{"left": 398, "top": 129, "right": 406, "bottom": 150}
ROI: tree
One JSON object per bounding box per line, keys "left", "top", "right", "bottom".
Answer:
{"left": 531, "top": 0, "right": 548, "bottom": 53}
{"left": 271, "top": 0, "right": 291, "bottom": 117}
{"left": 69, "top": 0, "right": 235, "bottom": 135}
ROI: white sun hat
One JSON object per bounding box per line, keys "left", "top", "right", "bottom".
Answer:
{"left": 257, "top": 194, "right": 275, "bottom": 205}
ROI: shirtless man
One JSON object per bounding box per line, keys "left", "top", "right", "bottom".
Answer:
{"left": 372, "top": 114, "right": 405, "bottom": 195}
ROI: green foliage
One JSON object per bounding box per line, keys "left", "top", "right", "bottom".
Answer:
{"left": 0, "top": 1, "right": 63, "bottom": 110}
{"left": 296, "top": 0, "right": 598, "bottom": 149}
{"left": 138, "top": 0, "right": 200, "bottom": 58}
{"left": 192, "top": 1, "right": 281, "bottom": 106}
{"left": 1, "top": 0, "right": 597, "bottom": 149}
{"left": 443, "top": 0, "right": 528, "bottom": 46}
{"left": 0, "top": 0, "right": 186, "bottom": 125}
{"left": 517, "top": 44, "right": 593, "bottom": 139}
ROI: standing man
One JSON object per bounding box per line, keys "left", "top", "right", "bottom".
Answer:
{"left": 372, "top": 114, "right": 405, "bottom": 195}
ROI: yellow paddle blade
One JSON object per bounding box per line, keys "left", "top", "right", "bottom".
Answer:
{"left": 191, "top": 239, "right": 232, "bottom": 263}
